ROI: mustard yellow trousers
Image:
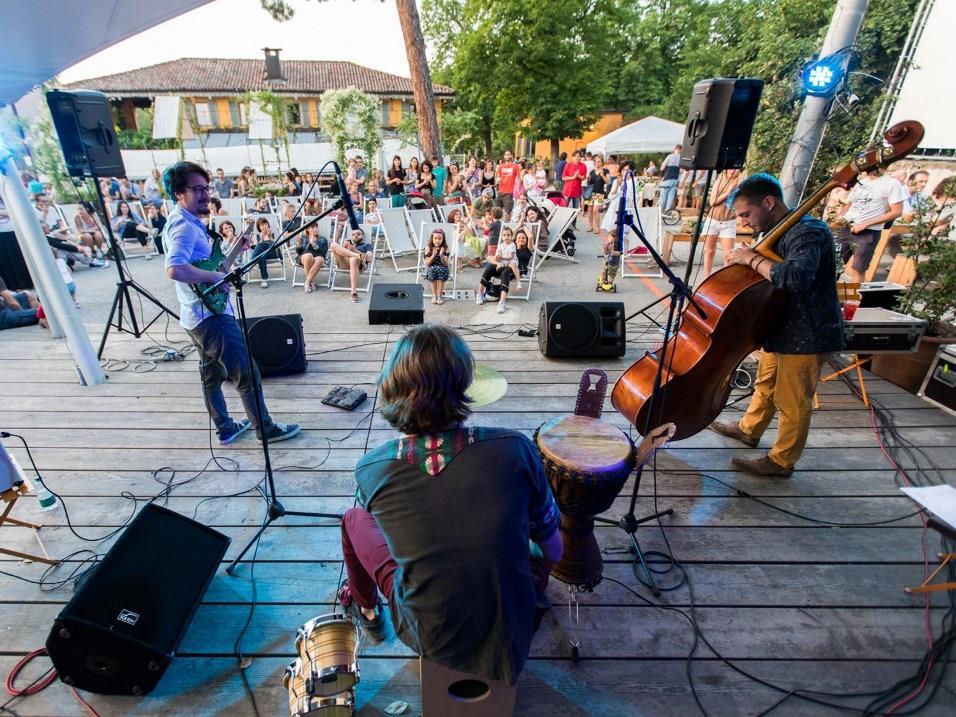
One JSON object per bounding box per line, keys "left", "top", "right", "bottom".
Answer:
{"left": 738, "top": 351, "right": 830, "bottom": 469}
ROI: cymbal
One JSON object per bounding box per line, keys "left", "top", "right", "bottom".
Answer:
{"left": 466, "top": 364, "right": 507, "bottom": 408}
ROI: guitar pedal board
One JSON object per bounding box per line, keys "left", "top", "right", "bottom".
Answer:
{"left": 322, "top": 386, "right": 368, "bottom": 411}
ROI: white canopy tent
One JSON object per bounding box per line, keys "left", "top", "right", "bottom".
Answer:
{"left": 586, "top": 116, "right": 685, "bottom": 157}
{"left": 0, "top": 0, "right": 213, "bottom": 385}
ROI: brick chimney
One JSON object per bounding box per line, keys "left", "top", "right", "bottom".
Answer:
{"left": 263, "top": 48, "right": 285, "bottom": 82}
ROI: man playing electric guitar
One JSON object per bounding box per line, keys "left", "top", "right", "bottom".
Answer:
{"left": 162, "top": 161, "right": 299, "bottom": 445}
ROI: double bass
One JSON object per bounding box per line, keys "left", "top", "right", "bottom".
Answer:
{"left": 611, "top": 120, "right": 924, "bottom": 441}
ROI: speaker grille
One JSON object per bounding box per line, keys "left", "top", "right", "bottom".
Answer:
{"left": 548, "top": 303, "right": 600, "bottom": 352}
{"left": 247, "top": 314, "right": 307, "bottom": 376}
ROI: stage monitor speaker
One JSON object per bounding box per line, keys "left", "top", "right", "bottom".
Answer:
{"left": 918, "top": 345, "right": 956, "bottom": 417}
{"left": 45, "top": 504, "right": 230, "bottom": 696}
{"left": 538, "top": 302, "right": 626, "bottom": 358}
{"left": 45, "top": 90, "right": 126, "bottom": 178}
{"left": 679, "top": 78, "right": 763, "bottom": 171}
{"left": 247, "top": 313, "right": 307, "bottom": 377}
{"left": 369, "top": 283, "right": 424, "bottom": 325}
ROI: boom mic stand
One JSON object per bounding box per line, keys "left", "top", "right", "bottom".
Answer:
{"left": 91, "top": 177, "right": 179, "bottom": 358}
{"left": 205, "top": 201, "right": 346, "bottom": 574}
{"left": 596, "top": 168, "right": 712, "bottom": 596}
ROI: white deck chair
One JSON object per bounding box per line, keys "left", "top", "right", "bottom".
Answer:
{"left": 329, "top": 222, "right": 379, "bottom": 295}
{"left": 378, "top": 207, "right": 422, "bottom": 272}
{"left": 534, "top": 206, "right": 578, "bottom": 271}
{"left": 416, "top": 222, "right": 458, "bottom": 299}
{"left": 499, "top": 222, "right": 539, "bottom": 301}
{"left": 248, "top": 213, "right": 286, "bottom": 284}
{"left": 219, "top": 197, "right": 245, "bottom": 216}
{"left": 291, "top": 216, "right": 336, "bottom": 288}
{"left": 405, "top": 208, "right": 438, "bottom": 247}
{"left": 618, "top": 206, "right": 663, "bottom": 279}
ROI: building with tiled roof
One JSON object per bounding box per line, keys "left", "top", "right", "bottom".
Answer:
{"left": 63, "top": 51, "right": 453, "bottom": 140}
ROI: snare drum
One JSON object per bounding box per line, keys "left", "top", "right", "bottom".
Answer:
{"left": 284, "top": 658, "right": 355, "bottom": 717}
{"left": 294, "top": 614, "right": 359, "bottom": 697}
{"left": 535, "top": 414, "right": 635, "bottom": 589}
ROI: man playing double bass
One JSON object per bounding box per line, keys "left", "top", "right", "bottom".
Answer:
{"left": 710, "top": 173, "right": 844, "bottom": 477}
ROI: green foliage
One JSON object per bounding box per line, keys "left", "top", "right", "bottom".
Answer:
{"left": 897, "top": 189, "right": 956, "bottom": 337}
{"left": 245, "top": 90, "right": 293, "bottom": 167}
{"left": 397, "top": 107, "right": 485, "bottom": 157}
{"left": 319, "top": 87, "right": 383, "bottom": 165}
{"left": 424, "top": 0, "right": 623, "bottom": 158}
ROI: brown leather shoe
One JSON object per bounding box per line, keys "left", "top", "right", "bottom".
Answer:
{"left": 731, "top": 454, "right": 794, "bottom": 478}
{"left": 709, "top": 421, "right": 759, "bottom": 448}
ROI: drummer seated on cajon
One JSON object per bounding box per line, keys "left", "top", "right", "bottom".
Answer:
{"left": 338, "top": 323, "right": 563, "bottom": 685}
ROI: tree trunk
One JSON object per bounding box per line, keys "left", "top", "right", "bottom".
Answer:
{"left": 395, "top": 0, "right": 443, "bottom": 165}
{"left": 482, "top": 118, "right": 493, "bottom": 158}
{"left": 550, "top": 138, "right": 560, "bottom": 166}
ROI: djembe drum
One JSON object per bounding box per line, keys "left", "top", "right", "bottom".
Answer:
{"left": 535, "top": 414, "right": 636, "bottom": 590}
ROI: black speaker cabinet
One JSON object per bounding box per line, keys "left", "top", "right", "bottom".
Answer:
{"left": 247, "top": 313, "right": 307, "bottom": 377}
{"left": 369, "top": 283, "right": 424, "bottom": 325}
{"left": 46, "top": 504, "right": 230, "bottom": 696}
{"left": 45, "top": 90, "right": 126, "bottom": 178}
{"left": 679, "top": 78, "right": 763, "bottom": 171}
{"left": 538, "top": 302, "right": 626, "bottom": 358}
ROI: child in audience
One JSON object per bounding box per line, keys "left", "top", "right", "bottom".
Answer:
{"left": 365, "top": 198, "right": 384, "bottom": 243}
{"left": 53, "top": 249, "right": 79, "bottom": 307}
{"left": 485, "top": 206, "right": 503, "bottom": 261}
{"left": 477, "top": 226, "right": 517, "bottom": 314}
{"left": 423, "top": 228, "right": 450, "bottom": 305}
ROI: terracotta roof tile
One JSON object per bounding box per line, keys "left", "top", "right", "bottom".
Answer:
{"left": 63, "top": 58, "right": 453, "bottom": 97}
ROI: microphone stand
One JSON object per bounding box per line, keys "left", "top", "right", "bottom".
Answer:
{"left": 596, "top": 168, "right": 713, "bottom": 596}
{"left": 204, "top": 201, "right": 346, "bottom": 574}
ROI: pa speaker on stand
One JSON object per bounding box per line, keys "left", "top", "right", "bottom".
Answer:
{"left": 680, "top": 78, "right": 764, "bottom": 171}
{"left": 46, "top": 90, "right": 126, "bottom": 178}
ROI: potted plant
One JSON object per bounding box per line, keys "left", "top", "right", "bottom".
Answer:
{"left": 871, "top": 177, "right": 956, "bottom": 392}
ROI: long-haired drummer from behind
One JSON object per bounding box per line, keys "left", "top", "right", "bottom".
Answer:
{"left": 337, "top": 323, "right": 563, "bottom": 685}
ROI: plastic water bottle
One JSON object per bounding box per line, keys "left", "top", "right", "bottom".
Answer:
{"left": 35, "top": 478, "right": 58, "bottom": 511}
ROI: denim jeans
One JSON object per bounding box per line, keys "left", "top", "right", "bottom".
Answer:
{"left": 659, "top": 179, "right": 679, "bottom": 211}
{"left": 185, "top": 314, "right": 272, "bottom": 436}
{"left": 251, "top": 241, "right": 276, "bottom": 279}
{"left": 0, "top": 291, "right": 38, "bottom": 331}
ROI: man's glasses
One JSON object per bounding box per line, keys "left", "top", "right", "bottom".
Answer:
{"left": 185, "top": 184, "right": 211, "bottom": 194}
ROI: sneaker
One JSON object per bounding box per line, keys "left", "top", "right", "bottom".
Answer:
{"left": 338, "top": 581, "right": 388, "bottom": 645}
{"left": 144, "top": 253, "right": 152, "bottom": 261}
{"left": 218, "top": 419, "right": 251, "bottom": 445}
{"left": 497, "top": 302, "right": 506, "bottom": 314}
{"left": 257, "top": 422, "right": 300, "bottom": 443}
{"left": 90, "top": 258, "right": 106, "bottom": 268}
{"left": 260, "top": 280, "right": 269, "bottom": 288}
{"left": 304, "top": 283, "right": 313, "bottom": 294}
{"left": 476, "top": 292, "right": 485, "bottom": 305}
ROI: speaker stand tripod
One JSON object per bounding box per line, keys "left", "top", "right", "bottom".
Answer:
{"left": 90, "top": 177, "right": 178, "bottom": 358}
{"left": 599, "top": 170, "right": 713, "bottom": 596}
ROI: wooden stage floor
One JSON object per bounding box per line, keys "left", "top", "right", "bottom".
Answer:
{"left": 2, "top": 323, "right": 955, "bottom": 716}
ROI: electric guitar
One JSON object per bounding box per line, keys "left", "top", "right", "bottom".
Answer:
{"left": 190, "top": 218, "right": 255, "bottom": 315}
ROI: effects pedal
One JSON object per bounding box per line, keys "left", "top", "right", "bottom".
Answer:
{"left": 322, "top": 386, "right": 368, "bottom": 411}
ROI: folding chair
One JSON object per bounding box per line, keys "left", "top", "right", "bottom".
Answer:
{"left": 416, "top": 222, "right": 458, "bottom": 299}
{"left": 534, "top": 205, "right": 579, "bottom": 271}
{"left": 329, "top": 222, "right": 379, "bottom": 295}
{"left": 219, "top": 197, "right": 245, "bottom": 216}
{"left": 291, "top": 216, "right": 336, "bottom": 289}
{"left": 405, "top": 208, "right": 438, "bottom": 247}
{"left": 378, "top": 207, "right": 423, "bottom": 272}
{"left": 619, "top": 206, "right": 663, "bottom": 279}
{"left": 248, "top": 213, "right": 286, "bottom": 284}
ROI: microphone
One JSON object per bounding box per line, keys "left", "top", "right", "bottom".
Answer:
{"left": 334, "top": 163, "right": 360, "bottom": 231}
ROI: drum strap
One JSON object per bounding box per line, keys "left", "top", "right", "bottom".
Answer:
{"left": 574, "top": 370, "right": 608, "bottom": 419}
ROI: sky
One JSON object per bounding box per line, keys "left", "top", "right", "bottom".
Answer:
{"left": 59, "top": 0, "right": 413, "bottom": 84}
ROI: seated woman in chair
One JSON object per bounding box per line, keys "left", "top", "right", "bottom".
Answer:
{"left": 330, "top": 227, "right": 374, "bottom": 303}
{"left": 111, "top": 200, "right": 152, "bottom": 254}
{"left": 251, "top": 217, "right": 277, "bottom": 288}
{"left": 295, "top": 222, "right": 328, "bottom": 294}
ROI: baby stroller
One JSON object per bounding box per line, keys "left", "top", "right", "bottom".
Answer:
{"left": 527, "top": 193, "right": 576, "bottom": 257}
{"left": 405, "top": 191, "right": 431, "bottom": 211}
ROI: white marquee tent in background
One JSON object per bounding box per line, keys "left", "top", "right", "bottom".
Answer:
{"left": 586, "top": 116, "right": 685, "bottom": 157}
{"left": 888, "top": 0, "right": 956, "bottom": 154}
